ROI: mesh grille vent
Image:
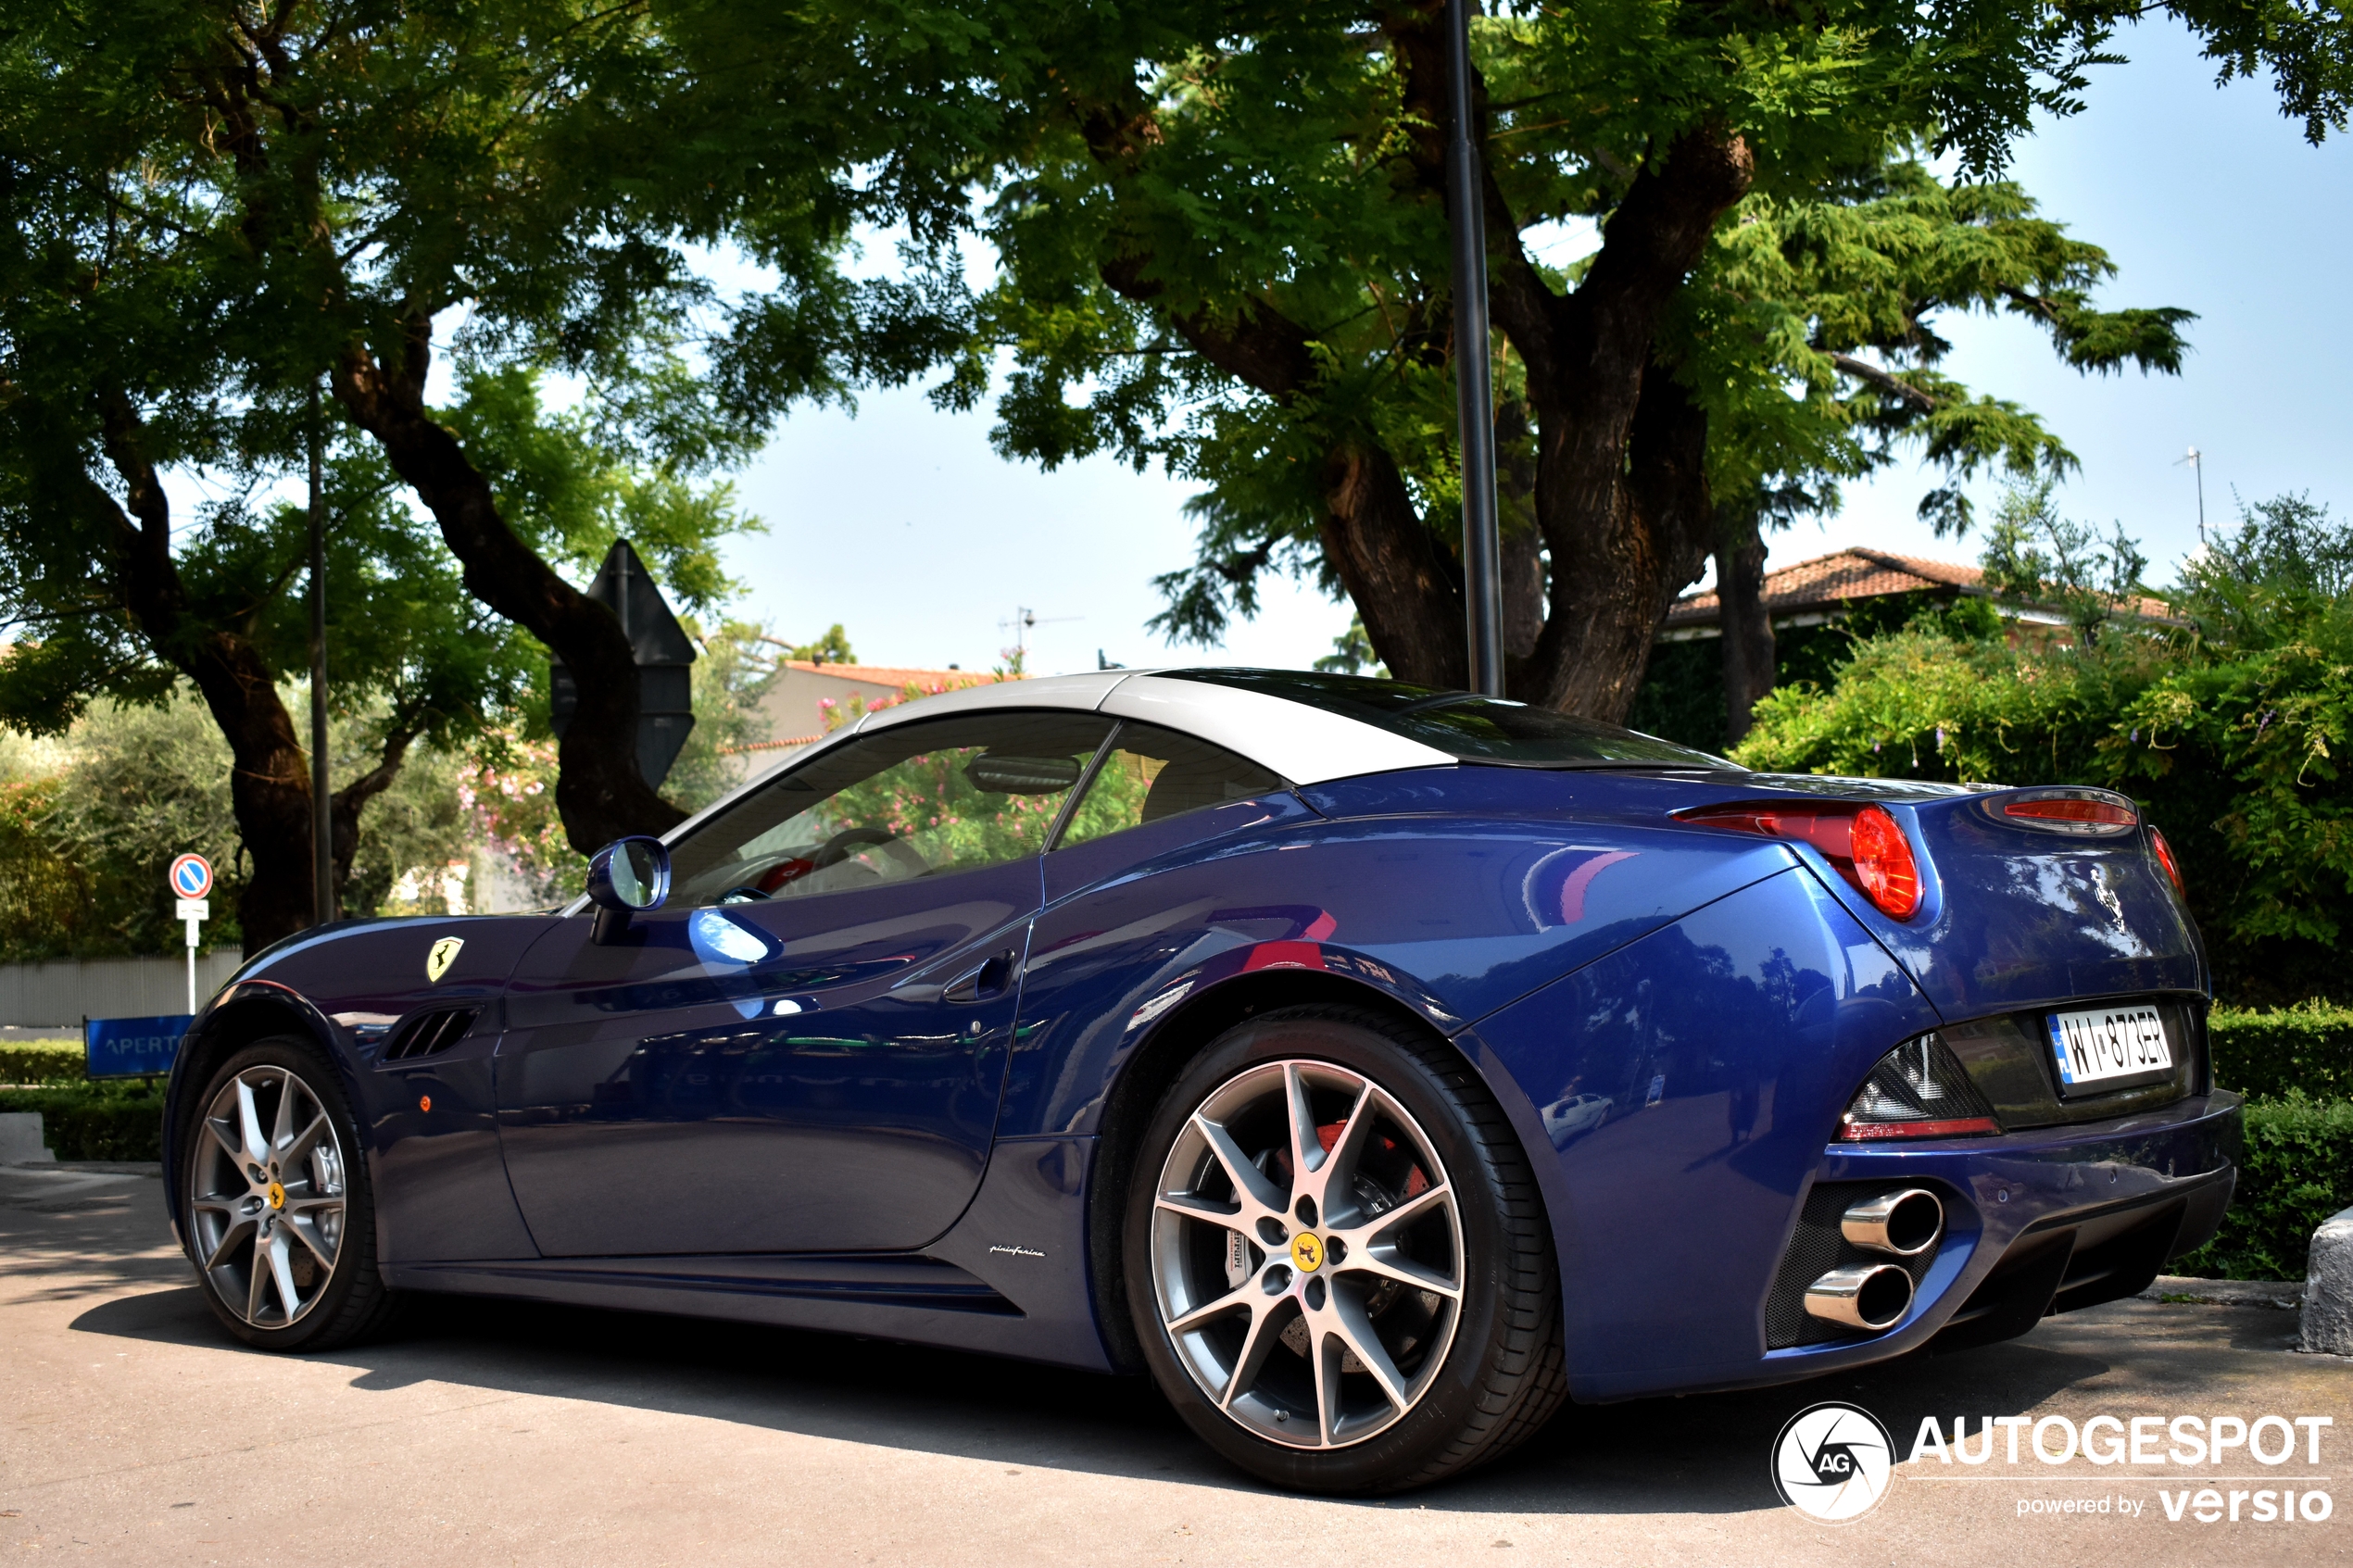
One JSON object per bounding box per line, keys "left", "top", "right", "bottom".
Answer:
{"left": 383, "top": 1008, "right": 480, "bottom": 1061}
{"left": 1764, "top": 1181, "right": 1945, "bottom": 1349}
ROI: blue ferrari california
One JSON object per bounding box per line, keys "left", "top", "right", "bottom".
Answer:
{"left": 161, "top": 669, "right": 2239, "bottom": 1493}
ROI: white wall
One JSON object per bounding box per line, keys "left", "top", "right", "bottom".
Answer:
{"left": 0, "top": 951, "right": 246, "bottom": 1027}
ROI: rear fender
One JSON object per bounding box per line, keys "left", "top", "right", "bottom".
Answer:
{"left": 1469, "top": 867, "right": 1945, "bottom": 1398}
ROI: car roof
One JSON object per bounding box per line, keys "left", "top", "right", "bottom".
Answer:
{"left": 850, "top": 669, "right": 1455, "bottom": 786}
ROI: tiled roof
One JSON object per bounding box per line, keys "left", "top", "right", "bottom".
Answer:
{"left": 1663, "top": 547, "right": 2175, "bottom": 630}
{"left": 1664, "top": 548, "right": 1982, "bottom": 629}
{"left": 717, "top": 733, "right": 824, "bottom": 757}
{"left": 775, "top": 660, "right": 1014, "bottom": 693}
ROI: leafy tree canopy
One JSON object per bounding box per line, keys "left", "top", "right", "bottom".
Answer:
{"left": 0, "top": 0, "right": 958, "bottom": 939}
{"left": 867, "top": 0, "right": 2341, "bottom": 718}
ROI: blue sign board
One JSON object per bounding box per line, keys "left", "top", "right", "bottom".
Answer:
{"left": 85, "top": 1014, "right": 191, "bottom": 1079}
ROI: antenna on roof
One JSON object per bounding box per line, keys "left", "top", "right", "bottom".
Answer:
{"left": 2174, "top": 447, "right": 2207, "bottom": 547}
{"left": 999, "top": 606, "right": 1080, "bottom": 674}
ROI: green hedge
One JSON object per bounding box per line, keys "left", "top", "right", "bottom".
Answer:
{"left": 0, "top": 1039, "right": 85, "bottom": 1085}
{"left": 0, "top": 1082, "right": 163, "bottom": 1160}
{"left": 2209, "top": 1004, "right": 2353, "bottom": 1100}
{"left": 2176, "top": 1092, "right": 2353, "bottom": 1281}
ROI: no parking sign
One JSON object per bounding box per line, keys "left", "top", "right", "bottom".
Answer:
{"left": 169, "top": 853, "right": 213, "bottom": 901}
{"left": 169, "top": 853, "right": 211, "bottom": 1013}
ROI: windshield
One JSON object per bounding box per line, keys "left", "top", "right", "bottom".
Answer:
{"left": 1160, "top": 669, "right": 1730, "bottom": 769}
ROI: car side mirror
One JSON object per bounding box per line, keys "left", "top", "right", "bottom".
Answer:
{"left": 586, "top": 835, "right": 671, "bottom": 945}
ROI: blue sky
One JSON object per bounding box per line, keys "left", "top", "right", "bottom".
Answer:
{"left": 717, "top": 17, "right": 2353, "bottom": 678}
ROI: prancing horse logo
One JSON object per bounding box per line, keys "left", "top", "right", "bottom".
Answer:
{"left": 425, "top": 936, "right": 464, "bottom": 983}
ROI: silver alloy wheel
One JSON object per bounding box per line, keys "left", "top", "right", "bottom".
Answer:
{"left": 1149, "top": 1058, "right": 1466, "bottom": 1449}
{"left": 187, "top": 1064, "right": 348, "bottom": 1329}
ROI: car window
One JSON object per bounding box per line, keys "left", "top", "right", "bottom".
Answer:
{"left": 1055, "top": 721, "right": 1286, "bottom": 851}
{"left": 669, "top": 711, "right": 1115, "bottom": 907}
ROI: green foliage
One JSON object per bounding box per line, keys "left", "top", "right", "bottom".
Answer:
{"left": 1682, "top": 167, "right": 2193, "bottom": 540}
{"left": 2209, "top": 1003, "right": 2353, "bottom": 1100}
{"left": 0, "top": 698, "right": 243, "bottom": 959}
{"left": 0, "top": 1040, "right": 82, "bottom": 1085}
{"left": 1629, "top": 592, "right": 1976, "bottom": 754}
{"left": 0, "top": 1081, "right": 164, "bottom": 1162}
{"left": 1627, "top": 639, "right": 1729, "bottom": 752}
{"left": 2175, "top": 1093, "right": 2353, "bottom": 1281}
{"left": 963, "top": 0, "right": 2227, "bottom": 659}
{"left": 780, "top": 625, "right": 857, "bottom": 665}
{"left": 0, "top": 0, "right": 963, "bottom": 881}
{"left": 2174, "top": 493, "right": 2353, "bottom": 648}
{"left": 0, "top": 690, "right": 523, "bottom": 957}
{"left": 1976, "top": 479, "right": 2151, "bottom": 641}
{"left": 441, "top": 368, "right": 761, "bottom": 620}
{"left": 1313, "top": 617, "right": 1388, "bottom": 677}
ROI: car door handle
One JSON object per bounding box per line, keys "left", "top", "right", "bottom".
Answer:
{"left": 943, "top": 950, "right": 1017, "bottom": 1005}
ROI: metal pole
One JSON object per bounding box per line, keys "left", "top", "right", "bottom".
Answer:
{"left": 308, "top": 382, "right": 334, "bottom": 925}
{"left": 1445, "top": 0, "right": 1504, "bottom": 697}
{"left": 2194, "top": 449, "right": 2206, "bottom": 546}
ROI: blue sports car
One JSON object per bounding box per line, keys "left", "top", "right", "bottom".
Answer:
{"left": 161, "top": 669, "right": 2240, "bottom": 1493}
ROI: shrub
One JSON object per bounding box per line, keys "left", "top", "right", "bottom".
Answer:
{"left": 2208, "top": 1004, "right": 2353, "bottom": 1101}
{"left": 0, "top": 1038, "right": 83, "bottom": 1085}
{"left": 0, "top": 1080, "right": 164, "bottom": 1161}
{"left": 2176, "top": 1093, "right": 2353, "bottom": 1281}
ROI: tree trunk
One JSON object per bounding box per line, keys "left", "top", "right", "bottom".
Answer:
{"left": 1392, "top": 5, "right": 1752, "bottom": 720}
{"left": 327, "top": 723, "right": 427, "bottom": 907}
{"left": 333, "top": 312, "right": 685, "bottom": 853}
{"left": 1491, "top": 132, "right": 1754, "bottom": 722}
{"left": 93, "top": 403, "right": 321, "bottom": 950}
{"left": 1717, "top": 510, "right": 1776, "bottom": 746}
{"left": 1496, "top": 399, "right": 1544, "bottom": 660}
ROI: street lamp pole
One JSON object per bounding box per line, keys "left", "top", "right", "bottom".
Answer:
{"left": 308, "top": 382, "right": 334, "bottom": 925}
{"left": 1445, "top": 0, "right": 1504, "bottom": 697}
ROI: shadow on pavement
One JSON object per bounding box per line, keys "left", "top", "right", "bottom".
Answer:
{"left": 0, "top": 1171, "right": 183, "bottom": 1306}
{"left": 66, "top": 1275, "right": 2128, "bottom": 1516}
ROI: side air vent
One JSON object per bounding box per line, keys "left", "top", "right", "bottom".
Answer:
{"left": 382, "top": 1008, "right": 481, "bottom": 1062}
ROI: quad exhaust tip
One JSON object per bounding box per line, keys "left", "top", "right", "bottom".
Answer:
{"left": 1806, "top": 1262, "right": 1916, "bottom": 1331}
{"left": 1841, "top": 1187, "right": 1944, "bottom": 1257}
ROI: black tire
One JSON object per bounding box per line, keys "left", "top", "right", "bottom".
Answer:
{"left": 180, "top": 1035, "right": 403, "bottom": 1351}
{"left": 1125, "top": 1004, "right": 1567, "bottom": 1493}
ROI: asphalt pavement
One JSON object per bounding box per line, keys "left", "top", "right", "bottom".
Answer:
{"left": 3, "top": 1160, "right": 2347, "bottom": 1566}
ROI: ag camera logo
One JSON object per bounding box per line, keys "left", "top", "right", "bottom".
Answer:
{"left": 1772, "top": 1402, "right": 1896, "bottom": 1523}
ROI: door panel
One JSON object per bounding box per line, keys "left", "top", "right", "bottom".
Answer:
{"left": 495, "top": 865, "right": 1035, "bottom": 1257}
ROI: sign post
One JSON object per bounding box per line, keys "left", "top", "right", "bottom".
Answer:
{"left": 169, "top": 853, "right": 213, "bottom": 1016}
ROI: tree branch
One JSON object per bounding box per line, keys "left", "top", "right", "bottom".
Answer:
{"left": 1830, "top": 351, "right": 1940, "bottom": 410}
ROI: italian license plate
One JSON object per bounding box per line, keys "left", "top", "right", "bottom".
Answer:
{"left": 2045, "top": 1005, "right": 2174, "bottom": 1093}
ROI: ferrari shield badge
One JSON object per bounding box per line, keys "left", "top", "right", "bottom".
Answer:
{"left": 425, "top": 936, "right": 464, "bottom": 983}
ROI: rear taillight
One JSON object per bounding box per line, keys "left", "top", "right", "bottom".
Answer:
{"left": 1837, "top": 1034, "right": 2000, "bottom": 1141}
{"left": 2004, "top": 797, "right": 2136, "bottom": 828}
{"left": 1849, "top": 806, "right": 1919, "bottom": 920}
{"left": 1984, "top": 787, "right": 2139, "bottom": 836}
{"left": 1679, "top": 800, "right": 1923, "bottom": 921}
{"left": 2150, "top": 826, "right": 2183, "bottom": 894}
